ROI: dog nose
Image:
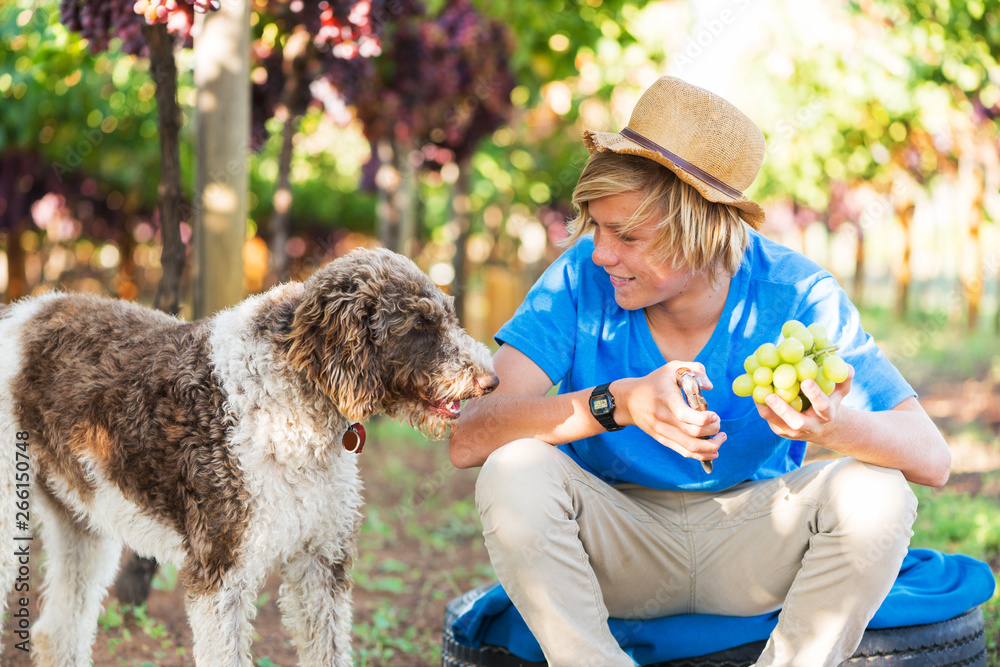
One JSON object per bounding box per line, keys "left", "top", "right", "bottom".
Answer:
{"left": 477, "top": 373, "right": 499, "bottom": 395}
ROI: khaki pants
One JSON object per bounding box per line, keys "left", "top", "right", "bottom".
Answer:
{"left": 475, "top": 439, "right": 918, "bottom": 667}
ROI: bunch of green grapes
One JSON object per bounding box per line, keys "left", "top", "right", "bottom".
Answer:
{"left": 732, "top": 320, "right": 850, "bottom": 412}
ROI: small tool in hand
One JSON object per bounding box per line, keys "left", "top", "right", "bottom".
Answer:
{"left": 675, "top": 367, "right": 713, "bottom": 474}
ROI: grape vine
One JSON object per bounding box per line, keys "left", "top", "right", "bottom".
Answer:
{"left": 59, "top": 0, "right": 218, "bottom": 54}
{"left": 249, "top": 0, "right": 424, "bottom": 148}
{"left": 351, "top": 0, "right": 515, "bottom": 170}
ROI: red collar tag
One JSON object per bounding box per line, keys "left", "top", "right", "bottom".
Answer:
{"left": 343, "top": 423, "right": 366, "bottom": 454}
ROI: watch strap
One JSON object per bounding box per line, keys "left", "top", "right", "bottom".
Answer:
{"left": 590, "top": 383, "right": 624, "bottom": 432}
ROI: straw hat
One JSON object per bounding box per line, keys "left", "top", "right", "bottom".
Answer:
{"left": 583, "top": 76, "right": 767, "bottom": 229}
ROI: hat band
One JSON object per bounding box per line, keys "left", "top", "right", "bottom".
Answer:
{"left": 619, "top": 127, "right": 743, "bottom": 200}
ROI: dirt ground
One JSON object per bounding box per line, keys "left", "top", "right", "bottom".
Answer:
{"left": 1, "top": 420, "right": 490, "bottom": 667}
{"left": 2, "top": 377, "right": 998, "bottom": 666}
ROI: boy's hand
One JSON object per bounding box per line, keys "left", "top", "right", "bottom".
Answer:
{"left": 755, "top": 363, "right": 855, "bottom": 445}
{"left": 613, "top": 361, "right": 725, "bottom": 463}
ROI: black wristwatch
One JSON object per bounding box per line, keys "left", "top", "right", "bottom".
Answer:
{"left": 589, "top": 383, "right": 624, "bottom": 432}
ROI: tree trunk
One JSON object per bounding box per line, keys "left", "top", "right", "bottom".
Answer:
{"left": 965, "top": 201, "right": 982, "bottom": 332}
{"left": 116, "top": 223, "right": 137, "bottom": 300}
{"left": 396, "top": 138, "right": 419, "bottom": 258}
{"left": 143, "top": 22, "right": 185, "bottom": 316}
{"left": 958, "top": 152, "right": 984, "bottom": 332}
{"left": 995, "top": 271, "right": 1000, "bottom": 335}
{"left": 375, "top": 136, "right": 419, "bottom": 256}
{"left": 894, "top": 203, "right": 913, "bottom": 320}
{"left": 450, "top": 156, "right": 472, "bottom": 325}
{"left": 192, "top": 0, "right": 251, "bottom": 319}
{"left": 375, "top": 139, "right": 398, "bottom": 252}
{"left": 114, "top": 22, "right": 185, "bottom": 606}
{"left": 5, "top": 219, "right": 28, "bottom": 302}
{"left": 269, "top": 115, "right": 294, "bottom": 285}
{"left": 852, "top": 222, "right": 865, "bottom": 309}
{"left": 268, "top": 30, "right": 310, "bottom": 286}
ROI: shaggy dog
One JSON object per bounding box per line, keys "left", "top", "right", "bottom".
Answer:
{"left": 0, "top": 248, "right": 498, "bottom": 666}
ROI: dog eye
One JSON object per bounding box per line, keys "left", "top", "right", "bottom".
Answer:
{"left": 413, "top": 317, "right": 435, "bottom": 332}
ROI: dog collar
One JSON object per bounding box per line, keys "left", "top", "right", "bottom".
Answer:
{"left": 343, "top": 423, "right": 366, "bottom": 454}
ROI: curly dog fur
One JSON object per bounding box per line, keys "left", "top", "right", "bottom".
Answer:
{"left": 0, "top": 248, "right": 497, "bottom": 666}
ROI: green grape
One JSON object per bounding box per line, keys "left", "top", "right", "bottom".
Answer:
{"left": 794, "top": 357, "right": 819, "bottom": 382}
{"left": 777, "top": 337, "right": 805, "bottom": 364}
{"left": 790, "top": 327, "right": 814, "bottom": 352}
{"left": 814, "top": 369, "right": 836, "bottom": 395}
{"left": 752, "top": 366, "right": 773, "bottom": 386}
{"left": 783, "top": 320, "right": 811, "bottom": 344}
{"left": 732, "top": 374, "right": 754, "bottom": 397}
{"left": 822, "top": 355, "right": 849, "bottom": 384}
{"left": 756, "top": 343, "right": 780, "bottom": 369}
{"left": 775, "top": 386, "right": 799, "bottom": 403}
{"left": 743, "top": 320, "right": 847, "bottom": 409}
{"left": 772, "top": 364, "right": 798, "bottom": 390}
{"left": 781, "top": 319, "right": 805, "bottom": 338}
{"left": 808, "top": 323, "right": 828, "bottom": 347}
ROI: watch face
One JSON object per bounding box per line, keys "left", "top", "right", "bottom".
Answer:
{"left": 591, "top": 396, "right": 611, "bottom": 414}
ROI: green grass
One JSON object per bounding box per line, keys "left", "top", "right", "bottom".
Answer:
{"left": 354, "top": 418, "right": 1000, "bottom": 664}
{"left": 350, "top": 317, "right": 1000, "bottom": 663}
{"left": 858, "top": 304, "right": 1000, "bottom": 385}
{"left": 75, "top": 312, "right": 999, "bottom": 664}
{"left": 910, "top": 474, "right": 1000, "bottom": 661}
{"left": 353, "top": 598, "right": 422, "bottom": 665}
{"left": 344, "top": 416, "right": 496, "bottom": 664}
{"left": 97, "top": 601, "right": 176, "bottom": 664}
{"left": 861, "top": 305, "right": 1000, "bottom": 660}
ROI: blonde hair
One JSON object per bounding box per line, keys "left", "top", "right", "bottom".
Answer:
{"left": 565, "top": 151, "right": 748, "bottom": 285}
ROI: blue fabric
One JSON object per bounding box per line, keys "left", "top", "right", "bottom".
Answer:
{"left": 495, "top": 231, "right": 916, "bottom": 492}
{"left": 451, "top": 549, "right": 997, "bottom": 664}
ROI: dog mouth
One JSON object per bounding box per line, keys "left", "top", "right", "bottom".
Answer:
{"left": 417, "top": 373, "right": 498, "bottom": 422}
{"left": 428, "top": 398, "right": 463, "bottom": 420}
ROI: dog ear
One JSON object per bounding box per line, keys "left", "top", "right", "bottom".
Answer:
{"left": 283, "top": 265, "right": 386, "bottom": 422}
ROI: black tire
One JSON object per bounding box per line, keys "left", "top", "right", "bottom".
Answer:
{"left": 442, "top": 583, "right": 987, "bottom": 667}
{"left": 114, "top": 553, "right": 159, "bottom": 606}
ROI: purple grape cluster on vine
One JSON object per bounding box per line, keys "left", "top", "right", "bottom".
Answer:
{"left": 351, "top": 0, "right": 515, "bottom": 170}
{"left": 59, "top": 0, "right": 219, "bottom": 54}
{"left": 60, "top": 0, "right": 144, "bottom": 54}
{"left": 248, "top": 0, "right": 424, "bottom": 150}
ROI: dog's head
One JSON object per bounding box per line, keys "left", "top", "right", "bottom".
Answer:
{"left": 283, "top": 248, "right": 498, "bottom": 437}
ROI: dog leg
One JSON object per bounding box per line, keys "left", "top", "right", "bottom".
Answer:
{"left": 278, "top": 551, "right": 354, "bottom": 667}
{"left": 32, "top": 496, "right": 122, "bottom": 667}
{"left": 185, "top": 576, "right": 261, "bottom": 667}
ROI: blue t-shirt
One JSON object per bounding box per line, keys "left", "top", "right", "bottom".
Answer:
{"left": 495, "top": 230, "right": 915, "bottom": 492}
